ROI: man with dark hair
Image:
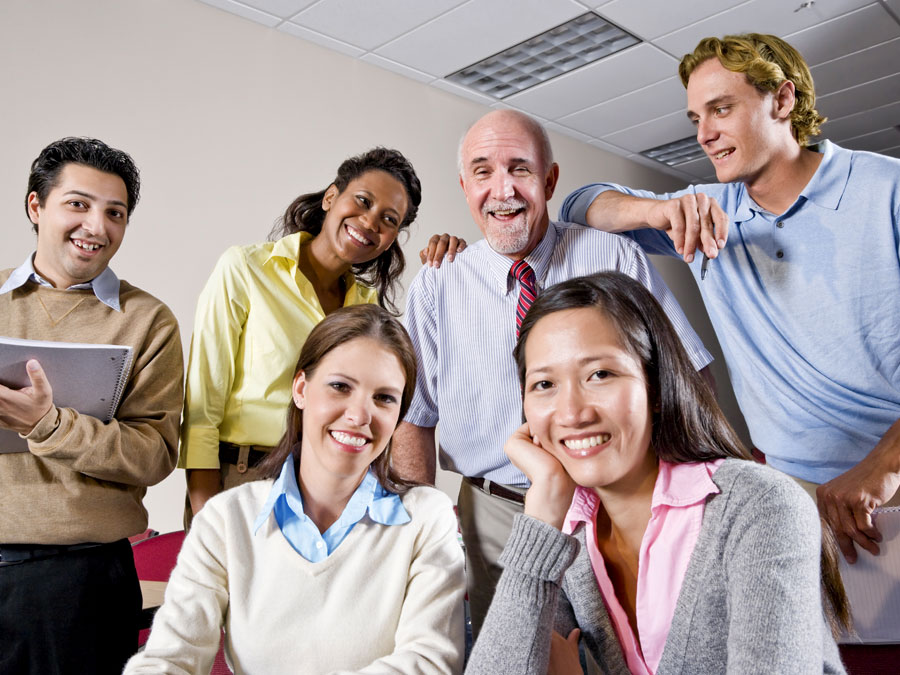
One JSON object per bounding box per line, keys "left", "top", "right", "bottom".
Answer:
{"left": 560, "top": 33, "right": 900, "bottom": 563}
{"left": 393, "top": 109, "right": 712, "bottom": 637}
{"left": 0, "top": 137, "right": 183, "bottom": 673}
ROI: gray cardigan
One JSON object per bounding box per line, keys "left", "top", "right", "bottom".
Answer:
{"left": 466, "top": 460, "right": 845, "bottom": 674}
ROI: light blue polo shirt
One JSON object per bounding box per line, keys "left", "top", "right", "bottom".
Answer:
{"left": 253, "top": 455, "right": 410, "bottom": 563}
{"left": 560, "top": 141, "right": 900, "bottom": 483}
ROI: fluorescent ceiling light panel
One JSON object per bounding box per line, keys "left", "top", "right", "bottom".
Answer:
{"left": 446, "top": 13, "right": 640, "bottom": 99}
{"left": 640, "top": 135, "right": 706, "bottom": 166}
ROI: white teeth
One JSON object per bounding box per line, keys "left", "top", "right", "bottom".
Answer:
{"left": 492, "top": 209, "right": 519, "bottom": 216}
{"left": 346, "top": 226, "right": 371, "bottom": 246}
{"left": 330, "top": 430, "right": 367, "bottom": 447}
{"left": 563, "top": 434, "right": 610, "bottom": 451}
{"left": 714, "top": 149, "right": 733, "bottom": 160}
{"left": 74, "top": 240, "right": 100, "bottom": 251}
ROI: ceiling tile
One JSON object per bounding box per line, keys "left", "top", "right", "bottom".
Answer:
{"left": 810, "top": 37, "right": 900, "bottom": 95}
{"left": 589, "top": 137, "right": 632, "bottom": 154}
{"left": 559, "top": 75, "right": 685, "bottom": 137}
{"left": 669, "top": 154, "right": 716, "bottom": 179}
{"left": 359, "top": 54, "right": 435, "bottom": 83}
{"left": 544, "top": 121, "right": 594, "bottom": 144}
{"left": 195, "top": 0, "right": 281, "bottom": 27}
{"left": 839, "top": 127, "right": 900, "bottom": 153}
{"left": 503, "top": 44, "right": 676, "bottom": 120}
{"left": 291, "top": 0, "right": 465, "bottom": 51}
{"left": 817, "top": 73, "right": 900, "bottom": 120}
{"left": 237, "top": 0, "right": 317, "bottom": 19}
{"left": 818, "top": 100, "right": 900, "bottom": 143}
{"left": 374, "top": 0, "right": 585, "bottom": 77}
{"left": 601, "top": 109, "right": 697, "bottom": 153}
{"left": 884, "top": 0, "right": 900, "bottom": 17}
{"left": 624, "top": 151, "right": 698, "bottom": 183}
{"left": 599, "top": 0, "right": 747, "bottom": 40}
{"left": 654, "top": 0, "right": 872, "bottom": 57}
{"left": 278, "top": 22, "right": 365, "bottom": 57}
{"left": 430, "top": 79, "right": 498, "bottom": 106}
{"left": 785, "top": 3, "right": 900, "bottom": 67}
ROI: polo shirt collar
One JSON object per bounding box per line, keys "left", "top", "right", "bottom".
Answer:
{"left": 483, "top": 220, "right": 558, "bottom": 296}
{"left": 797, "top": 140, "right": 846, "bottom": 211}
{"left": 0, "top": 253, "right": 121, "bottom": 311}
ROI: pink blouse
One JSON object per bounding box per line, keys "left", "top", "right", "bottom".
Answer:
{"left": 562, "top": 459, "right": 723, "bottom": 674}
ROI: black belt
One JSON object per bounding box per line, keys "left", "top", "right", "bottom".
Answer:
{"left": 0, "top": 541, "right": 106, "bottom": 565}
{"left": 465, "top": 476, "right": 526, "bottom": 504}
{"left": 218, "top": 441, "right": 271, "bottom": 473}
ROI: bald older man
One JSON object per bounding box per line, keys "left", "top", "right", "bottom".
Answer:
{"left": 391, "top": 110, "right": 712, "bottom": 635}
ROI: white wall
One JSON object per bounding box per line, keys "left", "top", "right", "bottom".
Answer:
{"left": 1, "top": 0, "right": 747, "bottom": 533}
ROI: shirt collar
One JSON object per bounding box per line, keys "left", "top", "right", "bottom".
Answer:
{"left": 650, "top": 460, "right": 722, "bottom": 513}
{"left": 267, "top": 231, "right": 364, "bottom": 303}
{"left": 253, "top": 455, "right": 410, "bottom": 533}
{"left": 561, "top": 459, "right": 722, "bottom": 532}
{"left": 482, "top": 220, "right": 559, "bottom": 296}
{"left": 796, "top": 140, "right": 845, "bottom": 211}
{"left": 0, "top": 253, "right": 121, "bottom": 311}
{"left": 733, "top": 140, "right": 839, "bottom": 222}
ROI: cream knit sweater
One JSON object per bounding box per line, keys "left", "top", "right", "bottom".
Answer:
{"left": 125, "top": 481, "right": 466, "bottom": 674}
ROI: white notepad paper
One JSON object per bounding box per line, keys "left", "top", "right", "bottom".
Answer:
{"left": 839, "top": 506, "right": 900, "bottom": 644}
{"left": 0, "top": 336, "right": 133, "bottom": 453}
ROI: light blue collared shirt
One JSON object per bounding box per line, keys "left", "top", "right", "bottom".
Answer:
{"left": 0, "top": 254, "right": 121, "bottom": 311}
{"left": 560, "top": 140, "right": 900, "bottom": 484}
{"left": 402, "top": 220, "right": 711, "bottom": 487}
{"left": 253, "top": 455, "right": 410, "bottom": 563}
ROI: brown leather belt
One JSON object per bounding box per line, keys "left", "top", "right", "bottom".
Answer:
{"left": 218, "top": 442, "right": 273, "bottom": 473}
{"left": 465, "top": 476, "right": 526, "bottom": 504}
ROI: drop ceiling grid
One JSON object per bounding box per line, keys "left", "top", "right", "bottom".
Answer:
{"left": 191, "top": 0, "right": 900, "bottom": 179}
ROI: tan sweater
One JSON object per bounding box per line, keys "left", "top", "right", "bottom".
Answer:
{"left": 0, "top": 272, "right": 184, "bottom": 544}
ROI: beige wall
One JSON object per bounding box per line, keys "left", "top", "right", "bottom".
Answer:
{"left": 1, "top": 0, "right": 747, "bottom": 533}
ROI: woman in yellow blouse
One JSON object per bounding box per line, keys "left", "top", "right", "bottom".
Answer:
{"left": 181, "top": 148, "right": 432, "bottom": 518}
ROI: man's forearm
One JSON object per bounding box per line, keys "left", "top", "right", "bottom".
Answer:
{"left": 391, "top": 421, "right": 437, "bottom": 485}
{"left": 585, "top": 190, "right": 656, "bottom": 233}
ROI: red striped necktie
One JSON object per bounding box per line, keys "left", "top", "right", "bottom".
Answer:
{"left": 511, "top": 259, "right": 537, "bottom": 337}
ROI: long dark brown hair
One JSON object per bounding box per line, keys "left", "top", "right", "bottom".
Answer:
{"left": 268, "top": 147, "right": 421, "bottom": 315}
{"left": 514, "top": 272, "right": 850, "bottom": 635}
{"left": 258, "top": 304, "right": 420, "bottom": 495}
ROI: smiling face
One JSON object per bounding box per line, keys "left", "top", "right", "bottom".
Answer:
{"left": 686, "top": 58, "right": 795, "bottom": 186}
{"left": 316, "top": 169, "right": 408, "bottom": 269}
{"left": 459, "top": 111, "right": 559, "bottom": 260}
{"left": 29, "top": 163, "right": 129, "bottom": 288}
{"left": 293, "top": 336, "right": 406, "bottom": 485}
{"left": 522, "top": 307, "right": 656, "bottom": 495}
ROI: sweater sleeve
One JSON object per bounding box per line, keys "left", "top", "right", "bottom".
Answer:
{"left": 466, "top": 513, "right": 580, "bottom": 675}
{"left": 23, "top": 303, "right": 183, "bottom": 486}
{"left": 123, "top": 502, "right": 230, "bottom": 674}
{"left": 330, "top": 491, "right": 467, "bottom": 675}
{"left": 722, "top": 476, "right": 828, "bottom": 674}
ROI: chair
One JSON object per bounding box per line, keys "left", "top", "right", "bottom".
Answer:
{"left": 132, "top": 530, "right": 231, "bottom": 674}
{"left": 840, "top": 644, "right": 900, "bottom": 674}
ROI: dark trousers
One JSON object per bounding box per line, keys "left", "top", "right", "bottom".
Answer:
{"left": 0, "top": 539, "right": 141, "bottom": 675}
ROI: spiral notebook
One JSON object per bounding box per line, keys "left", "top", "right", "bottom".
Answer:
{"left": 0, "top": 336, "right": 133, "bottom": 454}
{"left": 839, "top": 507, "right": 900, "bottom": 644}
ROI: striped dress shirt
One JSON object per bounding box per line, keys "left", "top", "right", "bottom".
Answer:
{"left": 403, "top": 221, "right": 712, "bottom": 487}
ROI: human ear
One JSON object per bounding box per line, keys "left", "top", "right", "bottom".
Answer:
{"left": 292, "top": 371, "right": 307, "bottom": 409}
{"left": 544, "top": 163, "right": 560, "bottom": 200}
{"left": 27, "top": 192, "right": 42, "bottom": 225}
{"left": 773, "top": 80, "right": 796, "bottom": 120}
{"left": 321, "top": 184, "right": 339, "bottom": 212}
